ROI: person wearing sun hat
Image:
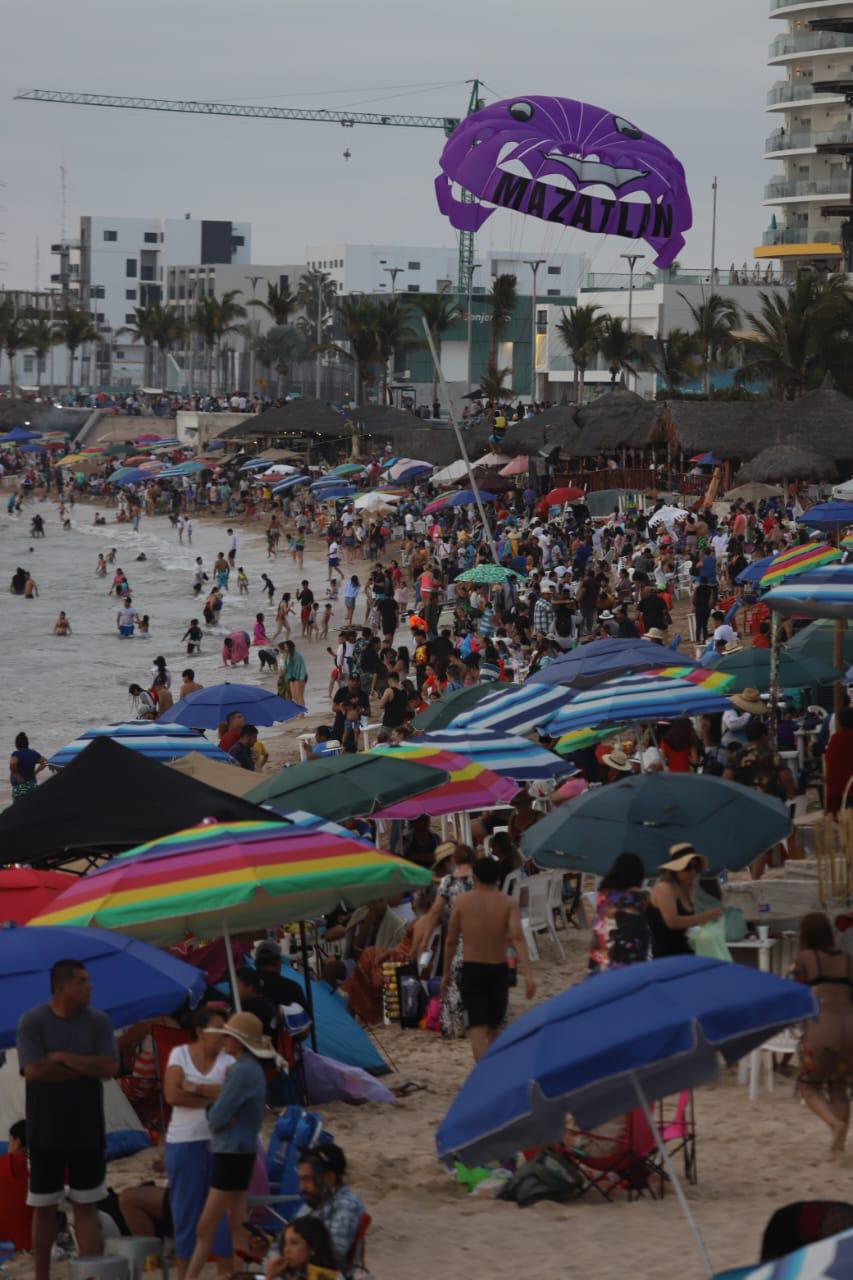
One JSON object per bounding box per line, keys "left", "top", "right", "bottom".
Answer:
{"left": 729, "top": 687, "right": 766, "bottom": 719}
{"left": 183, "top": 1012, "right": 273, "bottom": 1279}
{"left": 647, "top": 843, "right": 722, "bottom": 959}
{"left": 601, "top": 747, "right": 634, "bottom": 781}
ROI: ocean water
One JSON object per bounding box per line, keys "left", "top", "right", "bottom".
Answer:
{"left": 1, "top": 498, "right": 333, "bottom": 807}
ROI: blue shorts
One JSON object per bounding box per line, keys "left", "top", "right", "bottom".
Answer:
{"left": 119, "top": 625, "right": 134, "bottom": 637}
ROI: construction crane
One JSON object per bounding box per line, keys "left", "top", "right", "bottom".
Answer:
{"left": 15, "top": 82, "right": 484, "bottom": 290}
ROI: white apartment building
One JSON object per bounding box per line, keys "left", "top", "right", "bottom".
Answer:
{"left": 304, "top": 243, "right": 588, "bottom": 298}
{"left": 758, "top": 0, "right": 853, "bottom": 270}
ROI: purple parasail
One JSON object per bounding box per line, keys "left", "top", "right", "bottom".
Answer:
{"left": 435, "top": 95, "right": 692, "bottom": 269}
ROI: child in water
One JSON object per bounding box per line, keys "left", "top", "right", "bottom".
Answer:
{"left": 53, "top": 611, "right": 72, "bottom": 636}
{"left": 237, "top": 567, "right": 249, "bottom": 595}
{"left": 138, "top": 615, "right": 151, "bottom": 637}
{"left": 182, "top": 619, "right": 203, "bottom": 654}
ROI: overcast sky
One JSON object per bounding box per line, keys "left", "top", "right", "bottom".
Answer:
{"left": 4, "top": 0, "right": 771, "bottom": 291}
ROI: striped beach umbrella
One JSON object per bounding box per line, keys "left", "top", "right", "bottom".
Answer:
{"left": 763, "top": 565, "right": 853, "bottom": 620}
{"left": 32, "top": 820, "right": 432, "bottom": 944}
{"left": 48, "top": 723, "right": 233, "bottom": 769}
{"left": 543, "top": 668, "right": 736, "bottom": 741}
{"left": 367, "top": 745, "right": 516, "bottom": 818}
{"left": 455, "top": 564, "right": 524, "bottom": 584}
{"left": 449, "top": 682, "right": 573, "bottom": 735}
{"left": 414, "top": 729, "right": 573, "bottom": 781}
{"left": 759, "top": 541, "right": 842, "bottom": 589}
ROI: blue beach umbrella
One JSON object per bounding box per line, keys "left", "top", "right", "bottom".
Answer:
{"left": 0, "top": 926, "right": 204, "bottom": 1049}
{"left": 437, "top": 957, "right": 816, "bottom": 1278}
{"left": 735, "top": 556, "right": 775, "bottom": 586}
{"left": 312, "top": 484, "right": 356, "bottom": 502}
{"left": 415, "top": 729, "right": 574, "bottom": 780}
{"left": 797, "top": 501, "right": 853, "bottom": 530}
{"left": 239, "top": 458, "right": 270, "bottom": 471}
{"left": 109, "top": 466, "right": 155, "bottom": 486}
{"left": 527, "top": 638, "right": 700, "bottom": 688}
{"left": 449, "top": 681, "right": 572, "bottom": 734}
{"left": 717, "top": 1228, "right": 853, "bottom": 1279}
{"left": 272, "top": 474, "right": 309, "bottom": 494}
{"left": 159, "top": 683, "right": 306, "bottom": 728}
{"left": 0, "top": 425, "right": 42, "bottom": 443}
{"left": 763, "top": 565, "right": 853, "bottom": 620}
{"left": 543, "top": 670, "right": 735, "bottom": 738}
{"left": 49, "top": 722, "right": 233, "bottom": 768}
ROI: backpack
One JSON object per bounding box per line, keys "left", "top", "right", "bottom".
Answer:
{"left": 501, "top": 1150, "right": 585, "bottom": 1207}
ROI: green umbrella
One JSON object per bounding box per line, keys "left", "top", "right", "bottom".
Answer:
{"left": 247, "top": 753, "right": 448, "bottom": 820}
{"left": 411, "top": 684, "right": 501, "bottom": 732}
{"left": 455, "top": 564, "right": 525, "bottom": 585}
{"left": 105, "top": 442, "right": 133, "bottom": 456}
{"left": 716, "top": 646, "right": 840, "bottom": 693}
{"left": 784, "top": 618, "right": 853, "bottom": 667}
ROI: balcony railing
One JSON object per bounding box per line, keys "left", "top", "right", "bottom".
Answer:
{"left": 769, "top": 31, "right": 853, "bottom": 58}
{"left": 765, "top": 127, "right": 853, "bottom": 151}
{"left": 761, "top": 226, "right": 842, "bottom": 244}
{"left": 764, "top": 177, "right": 850, "bottom": 199}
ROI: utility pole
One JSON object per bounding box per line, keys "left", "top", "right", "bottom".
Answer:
{"left": 710, "top": 176, "right": 718, "bottom": 283}
{"left": 524, "top": 259, "right": 545, "bottom": 404}
{"left": 382, "top": 265, "right": 404, "bottom": 295}
{"left": 245, "top": 274, "right": 262, "bottom": 400}
{"left": 315, "top": 277, "right": 323, "bottom": 401}
{"left": 620, "top": 253, "right": 644, "bottom": 392}
{"left": 382, "top": 267, "right": 404, "bottom": 403}
{"left": 465, "top": 262, "right": 480, "bottom": 391}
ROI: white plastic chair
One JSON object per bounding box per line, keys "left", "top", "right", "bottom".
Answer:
{"left": 749, "top": 1030, "right": 799, "bottom": 1100}
{"left": 519, "top": 874, "right": 566, "bottom": 961}
{"left": 482, "top": 824, "right": 509, "bottom": 857}
{"left": 507, "top": 872, "right": 539, "bottom": 962}
{"left": 418, "top": 925, "right": 443, "bottom": 979}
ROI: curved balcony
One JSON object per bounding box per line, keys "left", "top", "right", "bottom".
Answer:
{"left": 769, "top": 30, "right": 853, "bottom": 60}
{"left": 761, "top": 226, "right": 842, "bottom": 245}
{"left": 770, "top": 0, "right": 853, "bottom": 12}
{"left": 764, "top": 177, "right": 850, "bottom": 200}
{"left": 765, "top": 126, "right": 853, "bottom": 153}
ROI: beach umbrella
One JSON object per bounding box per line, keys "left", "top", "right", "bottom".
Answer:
{"left": 735, "top": 556, "right": 775, "bottom": 586}
{"left": 48, "top": 722, "right": 234, "bottom": 768}
{"left": 367, "top": 745, "right": 516, "bottom": 818}
{"left": 159, "top": 683, "right": 306, "bottom": 729}
{"left": 449, "top": 682, "right": 573, "bottom": 735}
{"left": 763, "top": 565, "right": 853, "bottom": 620}
{"left": 432, "top": 459, "right": 469, "bottom": 485}
{"left": 424, "top": 488, "right": 496, "bottom": 513}
{"left": 689, "top": 452, "right": 722, "bottom": 466}
{"left": 499, "top": 454, "right": 529, "bottom": 477}
{"left": 0, "top": 926, "right": 205, "bottom": 1049}
{"left": 724, "top": 482, "right": 782, "bottom": 503}
{"left": 0, "top": 869, "right": 74, "bottom": 925}
{"left": 385, "top": 457, "right": 432, "bottom": 483}
{"left": 455, "top": 564, "right": 524, "bottom": 584}
{"left": 520, "top": 773, "right": 791, "bottom": 876}
{"left": 331, "top": 463, "right": 364, "bottom": 477}
{"left": 109, "top": 466, "right": 155, "bottom": 486}
{"left": 312, "top": 484, "right": 356, "bottom": 502}
{"left": 474, "top": 452, "right": 512, "bottom": 469}
{"left": 0, "top": 425, "right": 42, "bottom": 442}
{"left": 797, "top": 501, "right": 853, "bottom": 531}
{"left": 542, "top": 668, "right": 735, "bottom": 740}
{"left": 261, "top": 463, "right": 298, "bottom": 477}
{"left": 239, "top": 458, "right": 271, "bottom": 471}
{"left": 785, "top": 618, "right": 853, "bottom": 667}
{"left": 353, "top": 493, "right": 397, "bottom": 514}
{"left": 527, "top": 638, "right": 700, "bottom": 689}
{"left": 759, "top": 541, "right": 842, "bottom": 589}
{"left": 272, "top": 474, "right": 309, "bottom": 494}
{"left": 436, "top": 956, "right": 815, "bottom": 1277}
{"left": 410, "top": 683, "right": 503, "bottom": 731}
{"left": 414, "top": 729, "right": 574, "bottom": 781}
{"left": 715, "top": 646, "right": 840, "bottom": 692}
{"left": 647, "top": 505, "right": 688, "bottom": 530}
{"left": 538, "top": 485, "right": 585, "bottom": 508}
{"left": 247, "top": 754, "right": 448, "bottom": 821}
{"left": 32, "top": 820, "right": 431, "bottom": 945}
{"left": 728, "top": 1228, "right": 853, "bottom": 1279}
{"left": 134, "top": 433, "right": 161, "bottom": 443}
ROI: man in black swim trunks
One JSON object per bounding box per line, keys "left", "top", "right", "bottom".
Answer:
{"left": 443, "top": 857, "right": 535, "bottom": 1061}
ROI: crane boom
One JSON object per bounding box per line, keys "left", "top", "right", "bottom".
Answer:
{"left": 14, "top": 88, "right": 460, "bottom": 133}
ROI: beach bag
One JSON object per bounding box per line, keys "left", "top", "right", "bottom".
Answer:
{"left": 302, "top": 1048, "right": 395, "bottom": 1106}
{"left": 689, "top": 917, "right": 732, "bottom": 962}
{"left": 501, "top": 1150, "right": 585, "bottom": 1207}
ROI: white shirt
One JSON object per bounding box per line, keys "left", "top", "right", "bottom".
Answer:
{"left": 165, "top": 1044, "right": 234, "bottom": 1144}
{"left": 713, "top": 623, "right": 735, "bottom": 645}
{"left": 711, "top": 533, "right": 728, "bottom": 558}
{"left": 230, "top": 534, "right": 237, "bottom": 553}
{"left": 328, "top": 541, "right": 339, "bottom": 559}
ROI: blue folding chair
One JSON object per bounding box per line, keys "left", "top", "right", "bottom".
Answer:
{"left": 248, "top": 1106, "right": 332, "bottom": 1228}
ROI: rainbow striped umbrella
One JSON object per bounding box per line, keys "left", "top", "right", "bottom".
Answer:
{"left": 31, "top": 819, "right": 431, "bottom": 945}
{"left": 544, "top": 667, "right": 735, "bottom": 744}
{"left": 763, "top": 565, "right": 853, "bottom": 620}
{"left": 759, "top": 541, "right": 842, "bottom": 589}
{"left": 367, "top": 745, "right": 516, "bottom": 818}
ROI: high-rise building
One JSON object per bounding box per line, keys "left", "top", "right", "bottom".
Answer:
{"left": 757, "top": 1, "right": 853, "bottom": 272}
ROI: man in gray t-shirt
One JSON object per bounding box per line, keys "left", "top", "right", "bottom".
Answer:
{"left": 16, "top": 959, "right": 118, "bottom": 1280}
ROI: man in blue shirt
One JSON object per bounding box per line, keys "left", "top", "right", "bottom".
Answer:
{"left": 297, "top": 1144, "right": 367, "bottom": 1269}
{"left": 9, "top": 732, "right": 47, "bottom": 801}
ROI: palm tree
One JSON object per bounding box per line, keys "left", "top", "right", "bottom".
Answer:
{"left": 598, "top": 315, "right": 642, "bottom": 387}
{"left": 118, "top": 304, "right": 160, "bottom": 386}
{"left": 738, "top": 272, "right": 853, "bottom": 400}
{"left": 252, "top": 325, "right": 309, "bottom": 399}
{"left": 23, "top": 318, "right": 59, "bottom": 396}
{"left": 296, "top": 269, "right": 337, "bottom": 339}
{"left": 486, "top": 273, "right": 518, "bottom": 375}
{"left": 479, "top": 365, "right": 513, "bottom": 407}
{"left": 414, "top": 287, "right": 464, "bottom": 401}
{"left": 151, "top": 304, "right": 185, "bottom": 392}
{"left": 0, "top": 303, "right": 27, "bottom": 399}
{"left": 556, "top": 303, "right": 607, "bottom": 404}
{"left": 337, "top": 295, "right": 380, "bottom": 404}
{"left": 191, "top": 290, "right": 247, "bottom": 394}
{"left": 248, "top": 281, "right": 297, "bottom": 326}
{"left": 643, "top": 328, "right": 703, "bottom": 396}
{"left": 54, "top": 304, "right": 98, "bottom": 393}
{"left": 374, "top": 297, "right": 418, "bottom": 403}
{"left": 679, "top": 291, "right": 740, "bottom": 396}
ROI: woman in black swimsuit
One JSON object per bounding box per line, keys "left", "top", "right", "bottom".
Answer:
{"left": 792, "top": 912, "right": 853, "bottom": 1155}
{"left": 647, "top": 844, "right": 721, "bottom": 959}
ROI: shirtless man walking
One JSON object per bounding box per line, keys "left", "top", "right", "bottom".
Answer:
{"left": 443, "top": 857, "right": 535, "bottom": 1061}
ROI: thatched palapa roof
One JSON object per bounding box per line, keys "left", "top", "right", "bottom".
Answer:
{"left": 735, "top": 441, "right": 839, "bottom": 484}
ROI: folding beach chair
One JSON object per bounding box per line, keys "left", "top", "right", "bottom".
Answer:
{"left": 565, "top": 1091, "right": 696, "bottom": 1200}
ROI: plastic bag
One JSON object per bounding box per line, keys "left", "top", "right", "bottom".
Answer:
{"left": 690, "top": 917, "right": 732, "bottom": 962}
{"left": 302, "top": 1048, "right": 395, "bottom": 1105}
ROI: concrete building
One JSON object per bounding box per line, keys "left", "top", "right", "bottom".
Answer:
{"left": 304, "top": 243, "right": 587, "bottom": 299}
{"left": 757, "top": 0, "right": 853, "bottom": 271}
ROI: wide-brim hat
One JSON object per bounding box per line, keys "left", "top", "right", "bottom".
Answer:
{"left": 602, "top": 748, "right": 633, "bottom": 772}
{"left": 208, "top": 1011, "right": 276, "bottom": 1058}
{"left": 730, "top": 687, "right": 765, "bottom": 716}
{"left": 599, "top": 610, "right": 615, "bottom": 621}
{"left": 432, "top": 840, "right": 458, "bottom": 869}
{"left": 644, "top": 627, "right": 666, "bottom": 641}
{"left": 658, "top": 842, "right": 709, "bottom": 874}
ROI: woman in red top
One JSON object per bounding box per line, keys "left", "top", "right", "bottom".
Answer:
{"left": 661, "top": 718, "right": 700, "bottom": 773}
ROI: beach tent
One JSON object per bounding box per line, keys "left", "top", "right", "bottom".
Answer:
{"left": 0, "top": 737, "right": 279, "bottom": 869}
{"left": 280, "top": 964, "right": 389, "bottom": 1075}
{"left": 168, "top": 751, "right": 261, "bottom": 797}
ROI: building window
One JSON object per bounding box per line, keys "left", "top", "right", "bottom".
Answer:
{"left": 143, "top": 232, "right": 158, "bottom": 243}
{"left": 115, "top": 349, "right": 124, "bottom": 358}
{"left": 23, "top": 356, "right": 33, "bottom": 373}
{"left": 168, "top": 286, "right": 176, "bottom": 300}
{"left": 125, "top": 313, "right": 136, "bottom": 323}
{"left": 140, "top": 267, "right": 155, "bottom": 281}
{"left": 232, "top": 235, "right": 244, "bottom": 247}
{"left": 91, "top": 285, "right": 105, "bottom": 298}
{"left": 547, "top": 266, "right": 560, "bottom": 275}
{"left": 547, "top": 288, "right": 560, "bottom": 296}
{"left": 126, "top": 289, "right": 137, "bottom": 300}
{"left": 379, "top": 259, "right": 387, "bottom": 265}
{"left": 103, "top": 230, "right": 117, "bottom": 242}
{"left": 407, "top": 261, "right": 420, "bottom": 270}
{"left": 407, "top": 284, "right": 421, "bottom": 293}
{"left": 95, "top": 312, "right": 105, "bottom": 322}
{"left": 126, "top": 259, "right": 137, "bottom": 278}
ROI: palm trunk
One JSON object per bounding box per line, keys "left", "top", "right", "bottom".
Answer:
{"left": 8, "top": 353, "right": 16, "bottom": 399}
{"left": 67, "top": 346, "right": 75, "bottom": 393}
{"left": 276, "top": 367, "right": 284, "bottom": 399}
{"left": 572, "top": 367, "right": 579, "bottom": 405}
{"left": 577, "top": 364, "right": 585, "bottom": 406}
{"left": 161, "top": 347, "right": 168, "bottom": 392}
{"left": 206, "top": 344, "right": 214, "bottom": 396}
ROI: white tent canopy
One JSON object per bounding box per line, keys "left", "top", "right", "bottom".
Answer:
{"left": 431, "top": 460, "right": 469, "bottom": 486}
{"left": 831, "top": 478, "right": 853, "bottom": 500}
{"left": 0, "top": 1050, "right": 145, "bottom": 1138}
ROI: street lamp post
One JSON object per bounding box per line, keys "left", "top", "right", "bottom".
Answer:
{"left": 465, "top": 262, "right": 481, "bottom": 392}
{"left": 245, "top": 274, "right": 262, "bottom": 401}
{"left": 620, "top": 253, "right": 644, "bottom": 390}
{"left": 382, "top": 266, "right": 404, "bottom": 295}
{"left": 524, "top": 258, "right": 545, "bottom": 404}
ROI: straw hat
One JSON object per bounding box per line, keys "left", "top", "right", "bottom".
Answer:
{"left": 432, "top": 840, "right": 458, "bottom": 869}
{"left": 643, "top": 627, "right": 666, "bottom": 642}
{"left": 658, "top": 843, "right": 709, "bottom": 874}
{"left": 730, "top": 687, "right": 765, "bottom": 716}
{"left": 602, "top": 748, "right": 633, "bottom": 772}
{"left": 599, "top": 610, "right": 615, "bottom": 621}
{"left": 539, "top": 579, "right": 556, "bottom": 593}
{"left": 208, "top": 1011, "right": 275, "bottom": 1058}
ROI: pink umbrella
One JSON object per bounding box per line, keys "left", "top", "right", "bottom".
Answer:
{"left": 134, "top": 433, "right": 162, "bottom": 444}
{"left": 499, "top": 455, "right": 529, "bottom": 476}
